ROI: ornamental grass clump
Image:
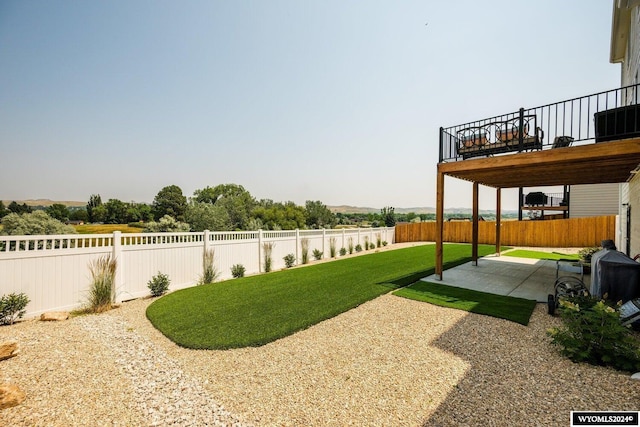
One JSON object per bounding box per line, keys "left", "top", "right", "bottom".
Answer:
{"left": 547, "top": 295, "right": 640, "bottom": 372}
{"left": 200, "top": 248, "right": 220, "bottom": 284}
{"left": 87, "top": 255, "right": 117, "bottom": 313}
{"left": 329, "top": 237, "right": 337, "bottom": 258}
{"left": 263, "top": 242, "right": 275, "bottom": 272}
{"left": 301, "top": 238, "right": 310, "bottom": 264}
{"left": 348, "top": 237, "right": 354, "bottom": 254}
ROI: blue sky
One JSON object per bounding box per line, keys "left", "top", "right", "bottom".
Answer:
{"left": 0, "top": 0, "right": 620, "bottom": 210}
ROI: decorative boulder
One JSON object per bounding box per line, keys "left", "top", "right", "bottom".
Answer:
{"left": 40, "top": 312, "right": 69, "bottom": 322}
{"left": 0, "top": 341, "right": 18, "bottom": 361}
{"left": 0, "top": 384, "right": 25, "bottom": 410}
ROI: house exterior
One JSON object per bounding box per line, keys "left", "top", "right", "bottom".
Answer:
{"left": 612, "top": 0, "right": 640, "bottom": 255}
{"left": 569, "top": 184, "right": 620, "bottom": 218}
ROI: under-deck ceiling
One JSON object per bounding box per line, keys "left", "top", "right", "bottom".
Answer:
{"left": 437, "top": 138, "right": 640, "bottom": 188}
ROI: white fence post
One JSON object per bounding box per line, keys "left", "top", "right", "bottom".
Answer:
{"left": 112, "top": 231, "right": 123, "bottom": 304}
{"left": 204, "top": 230, "right": 211, "bottom": 252}
{"left": 322, "top": 229, "right": 326, "bottom": 259}
{"left": 342, "top": 228, "right": 345, "bottom": 249}
{"left": 295, "top": 229, "right": 300, "bottom": 264}
{"left": 258, "top": 229, "right": 263, "bottom": 273}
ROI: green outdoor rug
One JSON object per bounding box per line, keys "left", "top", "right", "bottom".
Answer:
{"left": 394, "top": 281, "right": 537, "bottom": 325}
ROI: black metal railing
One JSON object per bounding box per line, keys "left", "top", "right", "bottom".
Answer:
{"left": 439, "top": 83, "right": 640, "bottom": 162}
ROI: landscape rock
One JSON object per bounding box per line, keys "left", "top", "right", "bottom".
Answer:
{"left": 40, "top": 312, "right": 70, "bottom": 322}
{"left": 0, "top": 341, "right": 19, "bottom": 361}
{"left": 0, "top": 384, "right": 25, "bottom": 410}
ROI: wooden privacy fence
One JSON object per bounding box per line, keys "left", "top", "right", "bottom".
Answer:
{"left": 395, "top": 216, "right": 616, "bottom": 247}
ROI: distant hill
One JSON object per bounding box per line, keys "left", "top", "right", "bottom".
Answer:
{"left": 2, "top": 199, "right": 86, "bottom": 207}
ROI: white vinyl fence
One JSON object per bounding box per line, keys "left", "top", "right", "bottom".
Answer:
{"left": 0, "top": 227, "right": 395, "bottom": 318}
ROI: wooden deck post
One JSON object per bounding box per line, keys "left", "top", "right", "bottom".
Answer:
{"left": 496, "top": 187, "right": 501, "bottom": 255}
{"left": 472, "top": 181, "right": 479, "bottom": 265}
{"left": 435, "top": 169, "right": 444, "bottom": 279}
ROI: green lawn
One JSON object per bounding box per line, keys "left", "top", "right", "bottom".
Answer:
{"left": 504, "top": 249, "right": 580, "bottom": 261}
{"left": 394, "top": 281, "right": 536, "bottom": 325}
{"left": 146, "top": 243, "right": 497, "bottom": 349}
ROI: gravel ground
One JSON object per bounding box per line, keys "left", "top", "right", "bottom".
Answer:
{"left": 1, "top": 243, "right": 640, "bottom": 426}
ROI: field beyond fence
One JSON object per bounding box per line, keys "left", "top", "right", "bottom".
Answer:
{"left": 394, "top": 216, "right": 616, "bottom": 248}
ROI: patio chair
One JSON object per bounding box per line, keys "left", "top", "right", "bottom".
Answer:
{"left": 552, "top": 136, "right": 574, "bottom": 149}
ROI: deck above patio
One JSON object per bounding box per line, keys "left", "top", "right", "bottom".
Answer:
{"left": 439, "top": 84, "right": 640, "bottom": 163}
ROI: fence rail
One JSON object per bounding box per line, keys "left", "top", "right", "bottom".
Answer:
{"left": 395, "top": 216, "right": 616, "bottom": 248}
{"left": 0, "top": 227, "right": 395, "bottom": 318}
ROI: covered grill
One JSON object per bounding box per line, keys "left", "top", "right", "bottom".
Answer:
{"left": 590, "top": 248, "right": 640, "bottom": 303}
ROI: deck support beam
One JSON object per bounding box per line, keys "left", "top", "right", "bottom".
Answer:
{"left": 496, "top": 187, "right": 501, "bottom": 255}
{"left": 472, "top": 181, "right": 479, "bottom": 265}
{"left": 435, "top": 169, "right": 444, "bottom": 279}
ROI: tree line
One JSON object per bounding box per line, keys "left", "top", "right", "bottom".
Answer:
{"left": 0, "top": 183, "right": 398, "bottom": 232}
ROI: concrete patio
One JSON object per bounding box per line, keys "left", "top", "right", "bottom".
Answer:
{"left": 422, "top": 253, "right": 590, "bottom": 303}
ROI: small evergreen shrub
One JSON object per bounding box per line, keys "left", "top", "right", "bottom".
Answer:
{"left": 301, "top": 238, "right": 309, "bottom": 264}
{"left": 283, "top": 253, "right": 295, "bottom": 268}
{"left": 355, "top": 244, "right": 363, "bottom": 252}
{"left": 339, "top": 247, "right": 347, "bottom": 256}
{"left": 369, "top": 242, "right": 376, "bottom": 250}
{"left": 312, "top": 249, "right": 323, "bottom": 260}
{"left": 382, "top": 241, "right": 388, "bottom": 246}
{"left": 348, "top": 237, "right": 354, "bottom": 254}
{"left": 87, "top": 255, "right": 117, "bottom": 312}
{"left": 148, "top": 272, "right": 170, "bottom": 297}
{"left": 547, "top": 296, "right": 640, "bottom": 372}
{"left": 0, "top": 292, "right": 30, "bottom": 325}
{"left": 578, "top": 247, "right": 600, "bottom": 264}
{"left": 329, "top": 237, "right": 337, "bottom": 258}
{"left": 231, "top": 264, "right": 246, "bottom": 278}
{"left": 263, "top": 242, "right": 275, "bottom": 272}
{"left": 200, "top": 248, "right": 220, "bottom": 284}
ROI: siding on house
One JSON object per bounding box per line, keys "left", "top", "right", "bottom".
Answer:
{"left": 629, "top": 175, "right": 640, "bottom": 257}
{"left": 570, "top": 183, "right": 620, "bottom": 218}
{"left": 622, "top": 7, "right": 640, "bottom": 90}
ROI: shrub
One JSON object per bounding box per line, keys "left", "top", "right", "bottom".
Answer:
{"left": 348, "top": 237, "right": 354, "bottom": 254}
{"left": 382, "top": 241, "right": 388, "bottom": 246}
{"left": 0, "top": 292, "right": 30, "bottom": 325}
{"left": 87, "top": 255, "right": 117, "bottom": 312}
{"left": 283, "top": 254, "right": 296, "bottom": 268}
{"left": 143, "top": 215, "right": 190, "bottom": 233}
{"left": 363, "top": 236, "right": 370, "bottom": 250}
{"left": 376, "top": 233, "right": 382, "bottom": 248}
{"left": 263, "top": 242, "right": 275, "bottom": 272}
{"left": 355, "top": 244, "right": 363, "bottom": 252}
{"left": 329, "top": 237, "right": 337, "bottom": 258}
{"left": 578, "top": 247, "right": 600, "bottom": 264}
{"left": 148, "top": 272, "right": 170, "bottom": 297}
{"left": 547, "top": 296, "right": 640, "bottom": 372}
{"left": 1, "top": 211, "right": 76, "bottom": 237}
{"left": 301, "top": 238, "right": 310, "bottom": 264}
{"left": 231, "top": 264, "right": 246, "bottom": 278}
{"left": 312, "top": 249, "right": 323, "bottom": 260}
{"left": 339, "top": 247, "right": 347, "bottom": 256}
{"left": 200, "top": 248, "right": 220, "bottom": 284}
